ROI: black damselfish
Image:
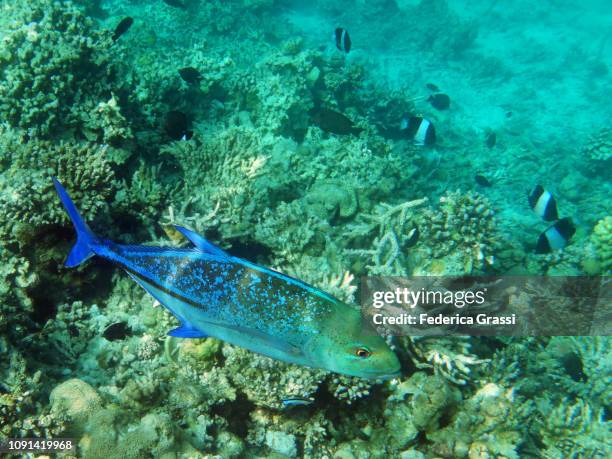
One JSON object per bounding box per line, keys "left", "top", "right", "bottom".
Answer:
{"left": 164, "top": 110, "right": 193, "bottom": 141}
{"left": 335, "top": 27, "right": 351, "bottom": 53}
{"left": 400, "top": 114, "right": 435, "bottom": 146}
{"left": 112, "top": 17, "right": 133, "bottom": 42}
{"left": 103, "top": 322, "right": 131, "bottom": 341}
{"left": 427, "top": 93, "right": 450, "bottom": 110}
{"left": 311, "top": 108, "right": 362, "bottom": 135}
{"left": 535, "top": 217, "right": 576, "bottom": 254}
{"left": 179, "top": 67, "right": 202, "bottom": 84}
{"left": 475, "top": 174, "right": 492, "bottom": 187}
{"left": 485, "top": 131, "right": 496, "bottom": 149}
{"left": 405, "top": 225, "right": 420, "bottom": 248}
{"left": 528, "top": 185, "right": 558, "bottom": 221}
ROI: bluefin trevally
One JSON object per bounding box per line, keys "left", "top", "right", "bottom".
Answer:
{"left": 52, "top": 178, "right": 401, "bottom": 379}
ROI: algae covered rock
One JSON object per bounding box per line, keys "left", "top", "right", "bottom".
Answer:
{"left": 590, "top": 216, "right": 611, "bottom": 273}
{"left": 582, "top": 127, "right": 612, "bottom": 162}
{"left": 50, "top": 378, "right": 102, "bottom": 434}
{"left": 265, "top": 430, "right": 298, "bottom": 458}
{"left": 302, "top": 179, "right": 358, "bottom": 221}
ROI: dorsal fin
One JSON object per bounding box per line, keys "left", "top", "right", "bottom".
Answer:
{"left": 174, "top": 225, "right": 229, "bottom": 257}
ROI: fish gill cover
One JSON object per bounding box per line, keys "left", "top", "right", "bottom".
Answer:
{"left": 0, "top": 0, "right": 610, "bottom": 458}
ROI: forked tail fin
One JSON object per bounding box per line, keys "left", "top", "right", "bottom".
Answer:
{"left": 52, "top": 177, "right": 98, "bottom": 267}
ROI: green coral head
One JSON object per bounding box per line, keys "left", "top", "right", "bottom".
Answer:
{"left": 304, "top": 306, "right": 401, "bottom": 380}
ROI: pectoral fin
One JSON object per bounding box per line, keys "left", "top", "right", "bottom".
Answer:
{"left": 126, "top": 272, "right": 205, "bottom": 338}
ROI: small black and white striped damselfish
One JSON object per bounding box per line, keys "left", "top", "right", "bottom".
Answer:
{"left": 535, "top": 217, "right": 576, "bottom": 254}
{"left": 400, "top": 115, "right": 436, "bottom": 146}
{"left": 528, "top": 185, "right": 558, "bottom": 221}
{"left": 335, "top": 27, "right": 351, "bottom": 53}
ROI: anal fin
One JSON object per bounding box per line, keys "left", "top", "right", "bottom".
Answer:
{"left": 169, "top": 324, "right": 208, "bottom": 339}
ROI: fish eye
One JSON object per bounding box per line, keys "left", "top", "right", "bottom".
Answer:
{"left": 355, "top": 347, "right": 371, "bottom": 358}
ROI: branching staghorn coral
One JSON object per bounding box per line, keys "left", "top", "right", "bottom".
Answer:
{"left": 345, "top": 198, "right": 428, "bottom": 275}
{"left": 0, "top": 139, "right": 118, "bottom": 243}
{"left": 538, "top": 398, "right": 609, "bottom": 459}
{"left": 402, "top": 336, "right": 489, "bottom": 385}
{"left": 161, "top": 125, "right": 274, "bottom": 241}
{"left": 0, "top": 0, "right": 117, "bottom": 138}
{"left": 418, "top": 190, "right": 499, "bottom": 274}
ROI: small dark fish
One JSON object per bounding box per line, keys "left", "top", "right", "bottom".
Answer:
{"left": 178, "top": 67, "right": 202, "bottom": 84}
{"left": 427, "top": 93, "right": 450, "bottom": 110}
{"left": 405, "top": 225, "right": 419, "bottom": 248}
{"left": 475, "top": 174, "right": 492, "bottom": 187}
{"left": 165, "top": 110, "right": 193, "bottom": 141}
{"left": 0, "top": 382, "right": 10, "bottom": 394}
{"left": 426, "top": 83, "right": 440, "bottom": 92}
{"left": 335, "top": 27, "right": 351, "bottom": 53}
{"left": 535, "top": 217, "right": 576, "bottom": 254}
{"left": 112, "top": 17, "right": 133, "bottom": 42}
{"left": 282, "top": 397, "right": 314, "bottom": 408}
{"left": 506, "top": 111, "right": 513, "bottom": 118}
{"left": 68, "top": 324, "right": 80, "bottom": 337}
{"left": 163, "top": 0, "right": 187, "bottom": 8}
{"left": 311, "top": 108, "right": 362, "bottom": 135}
{"left": 400, "top": 114, "right": 435, "bottom": 146}
{"left": 103, "top": 322, "right": 131, "bottom": 341}
{"left": 560, "top": 352, "right": 586, "bottom": 382}
{"left": 528, "top": 185, "right": 558, "bottom": 221}
{"left": 485, "top": 131, "right": 496, "bottom": 148}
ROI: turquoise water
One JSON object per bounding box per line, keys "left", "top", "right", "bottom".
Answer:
{"left": 0, "top": 0, "right": 610, "bottom": 457}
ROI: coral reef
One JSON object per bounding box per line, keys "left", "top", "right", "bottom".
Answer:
{"left": 582, "top": 127, "right": 612, "bottom": 162}
{"left": 417, "top": 190, "right": 499, "bottom": 275}
{"left": 0, "top": 0, "right": 117, "bottom": 138}
{"left": 590, "top": 216, "right": 612, "bottom": 274}
{"left": 345, "top": 198, "right": 429, "bottom": 275}
{"left": 0, "top": 137, "right": 119, "bottom": 244}
{"left": 0, "top": 0, "right": 609, "bottom": 457}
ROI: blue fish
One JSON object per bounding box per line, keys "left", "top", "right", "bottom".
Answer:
{"left": 52, "top": 178, "right": 401, "bottom": 379}
{"left": 281, "top": 397, "right": 315, "bottom": 408}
